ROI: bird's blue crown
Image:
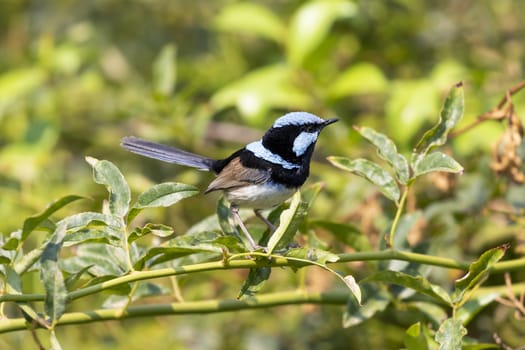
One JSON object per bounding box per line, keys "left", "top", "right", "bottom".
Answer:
{"left": 272, "top": 112, "right": 325, "bottom": 128}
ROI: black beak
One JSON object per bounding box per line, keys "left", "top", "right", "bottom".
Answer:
{"left": 322, "top": 118, "right": 339, "bottom": 128}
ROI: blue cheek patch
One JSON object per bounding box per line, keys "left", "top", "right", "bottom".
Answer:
{"left": 293, "top": 131, "right": 319, "bottom": 156}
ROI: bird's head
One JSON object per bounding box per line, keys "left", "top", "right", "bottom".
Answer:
{"left": 246, "top": 112, "right": 338, "bottom": 169}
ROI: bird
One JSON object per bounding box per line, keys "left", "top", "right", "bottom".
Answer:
{"left": 121, "top": 111, "right": 338, "bottom": 250}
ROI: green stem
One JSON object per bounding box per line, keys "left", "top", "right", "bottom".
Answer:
{"left": 0, "top": 290, "right": 350, "bottom": 334}
{"left": 121, "top": 219, "right": 134, "bottom": 273}
{"left": 2, "top": 251, "right": 525, "bottom": 305}
{"left": 118, "top": 282, "right": 139, "bottom": 317}
{"left": 472, "top": 282, "right": 525, "bottom": 297}
{"left": 389, "top": 186, "right": 409, "bottom": 248}
{"left": 170, "top": 276, "right": 184, "bottom": 302}
{"left": 337, "top": 250, "right": 470, "bottom": 270}
{"left": 490, "top": 257, "right": 525, "bottom": 273}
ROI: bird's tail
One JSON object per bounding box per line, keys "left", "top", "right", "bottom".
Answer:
{"left": 121, "top": 136, "right": 214, "bottom": 171}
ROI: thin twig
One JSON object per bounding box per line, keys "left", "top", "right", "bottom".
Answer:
{"left": 29, "top": 326, "right": 45, "bottom": 350}
{"left": 497, "top": 80, "right": 525, "bottom": 109}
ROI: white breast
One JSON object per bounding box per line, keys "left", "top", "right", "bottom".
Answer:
{"left": 225, "top": 182, "right": 297, "bottom": 209}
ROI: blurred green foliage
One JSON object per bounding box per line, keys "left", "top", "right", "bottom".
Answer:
{"left": 2, "top": 0, "right": 525, "bottom": 349}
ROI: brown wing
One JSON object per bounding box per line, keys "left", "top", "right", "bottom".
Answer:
{"left": 204, "top": 157, "right": 270, "bottom": 193}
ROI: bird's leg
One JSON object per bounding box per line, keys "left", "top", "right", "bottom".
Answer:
{"left": 230, "top": 206, "right": 259, "bottom": 250}
{"left": 254, "top": 209, "right": 275, "bottom": 232}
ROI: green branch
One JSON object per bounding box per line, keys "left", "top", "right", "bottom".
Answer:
{"left": 0, "top": 290, "right": 350, "bottom": 334}
{"left": 490, "top": 257, "right": 525, "bottom": 273}
{"left": 2, "top": 282, "right": 523, "bottom": 335}
{"left": 1, "top": 252, "right": 524, "bottom": 305}
{"left": 337, "top": 250, "right": 470, "bottom": 270}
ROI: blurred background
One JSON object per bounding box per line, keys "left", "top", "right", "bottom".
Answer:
{"left": 1, "top": 0, "right": 525, "bottom": 349}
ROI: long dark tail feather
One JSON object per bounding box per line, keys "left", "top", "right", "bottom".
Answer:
{"left": 121, "top": 136, "right": 214, "bottom": 171}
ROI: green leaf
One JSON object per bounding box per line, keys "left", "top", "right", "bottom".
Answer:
{"left": 287, "top": 0, "right": 357, "bottom": 65}
{"left": 64, "top": 264, "right": 94, "bottom": 290}
{"left": 453, "top": 244, "right": 508, "bottom": 303}
{"left": 1, "top": 231, "right": 20, "bottom": 250}
{"left": 435, "top": 318, "right": 467, "bottom": 350}
{"left": 405, "top": 322, "right": 435, "bottom": 350}
{"left": 258, "top": 203, "right": 287, "bottom": 246}
{"left": 134, "top": 231, "right": 232, "bottom": 269}
{"left": 413, "top": 82, "right": 464, "bottom": 158}
{"left": 0, "top": 232, "right": 19, "bottom": 266}
{"left": 354, "top": 126, "right": 410, "bottom": 184}
{"left": 152, "top": 44, "right": 176, "bottom": 97}
{"left": 133, "top": 246, "right": 216, "bottom": 270}
{"left": 267, "top": 191, "right": 307, "bottom": 254}
{"left": 132, "top": 183, "right": 198, "bottom": 209}
{"left": 59, "top": 212, "right": 122, "bottom": 231}
{"left": 343, "top": 275, "right": 362, "bottom": 306}
{"left": 63, "top": 227, "right": 121, "bottom": 247}
{"left": 128, "top": 223, "right": 174, "bottom": 243}
{"left": 363, "top": 270, "right": 452, "bottom": 305}
{"left": 328, "top": 157, "right": 400, "bottom": 202}
{"left": 4, "top": 266, "right": 22, "bottom": 294}
{"left": 6, "top": 271, "right": 46, "bottom": 334}
{"left": 0, "top": 245, "right": 15, "bottom": 266}
{"left": 238, "top": 266, "right": 271, "bottom": 299}
{"left": 329, "top": 62, "right": 388, "bottom": 98}
{"left": 310, "top": 220, "right": 371, "bottom": 251}
{"left": 22, "top": 195, "right": 84, "bottom": 240}
{"left": 413, "top": 152, "right": 463, "bottom": 178}
{"left": 40, "top": 223, "right": 68, "bottom": 326}
{"left": 86, "top": 157, "right": 130, "bottom": 218}
{"left": 13, "top": 246, "right": 45, "bottom": 274}
{"left": 214, "top": 3, "right": 286, "bottom": 43}
{"left": 2, "top": 237, "right": 20, "bottom": 250}
{"left": 128, "top": 182, "right": 198, "bottom": 222}
{"left": 60, "top": 243, "right": 129, "bottom": 276}
{"left": 58, "top": 213, "right": 123, "bottom": 249}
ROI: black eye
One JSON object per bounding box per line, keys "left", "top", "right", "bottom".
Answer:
{"left": 306, "top": 125, "right": 318, "bottom": 132}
